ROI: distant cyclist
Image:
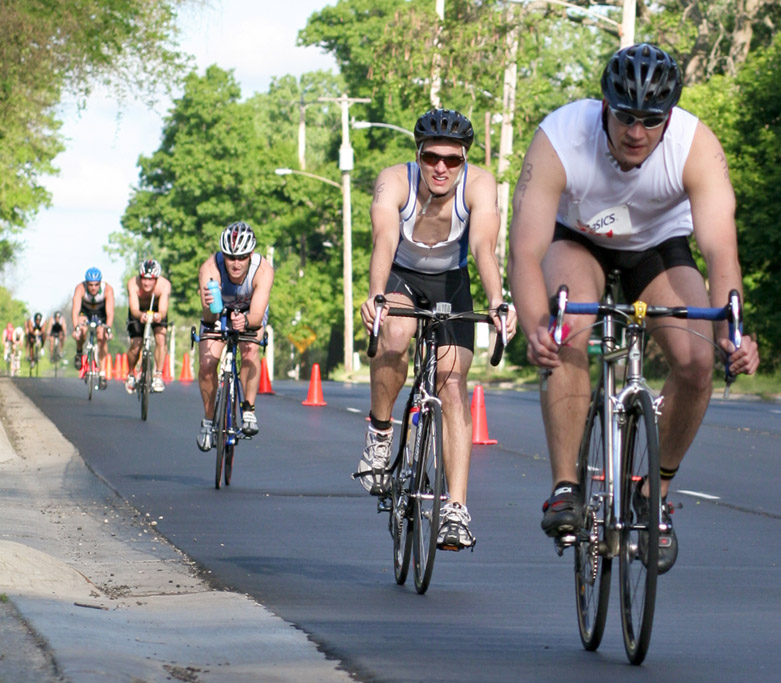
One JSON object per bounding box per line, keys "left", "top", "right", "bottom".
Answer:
{"left": 196, "top": 222, "right": 273, "bottom": 451}
{"left": 3, "top": 323, "right": 14, "bottom": 366}
{"left": 125, "top": 259, "right": 172, "bottom": 394}
{"left": 24, "top": 313, "right": 47, "bottom": 366}
{"left": 72, "top": 267, "right": 115, "bottom": 390}
{"left": 46, "top": 311, "right": 67, "bottom": 358}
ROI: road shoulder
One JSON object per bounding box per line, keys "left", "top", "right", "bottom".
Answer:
{"left": 0, "top": 379, "right": 351, "bottom": 682}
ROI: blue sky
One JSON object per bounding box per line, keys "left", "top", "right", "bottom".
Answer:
{"left": 6, "top": 1, "right": 337, "bottom": 316}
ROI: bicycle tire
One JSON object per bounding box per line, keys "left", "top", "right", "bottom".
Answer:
{"left": 140, "top": 350, "right": 153, "bottom": 421}
{"left": 52, "top": 340, "right": 60, "bottom": 378}
{"left": 214, "top": 373, "right": 229, "bottom": 489}
{"left": 223, "top": 375, "right": 236, "bottom": 487}
{"left": 412, "top": 400, "right": 444, "bottom": 594}
{"left": 391, "top": 410, "right": 416, "bottom": 585}
{"left": 619, "top": 389, "right": 660, "bottom": 665}
{"left": 574, "top": 388, "right": 612, "bottom": 651}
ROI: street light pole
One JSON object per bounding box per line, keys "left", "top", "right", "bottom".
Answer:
{"left": 351, "top": 120, "right": 415, "bottom": 139}
{"left": 318, "top": 93, "right": 371, "bottom": 377}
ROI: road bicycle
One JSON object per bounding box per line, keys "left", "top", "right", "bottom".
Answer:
{"left": 50, "top": 335, "right": 63, "bottom": 377}
{"left": 28, "top": 334, "right": 42, "bottom": 377}
{"left": 136, "top": 295, "right": 157, "bottom": 421}
{"left": 548, "top": 271, "right": 742, "bottom": 664}
{"left": 361, "top": 296, "right": 508, "bottom": 594}
{"left": 81, "top": 316, "right": 103, "bottom": 400}
{"left": 192, "top": 309, "right": 266, "bottom": 489}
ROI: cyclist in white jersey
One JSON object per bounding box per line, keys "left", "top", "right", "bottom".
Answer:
{"left": 508, "top": 44, "right": 759, "bottom": 573}
{"left": 72, "top": 267, "right": 115, "bottom": 390}
{"left": 359, "top": 108, "right": 516, "bottom": 551}
{"left": 196, "top": 222, "right": 273, "bottom": 451}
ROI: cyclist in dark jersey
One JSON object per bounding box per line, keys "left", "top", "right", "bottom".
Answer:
{"left": 46, "top": 312, "right": 66, "bottom": 359}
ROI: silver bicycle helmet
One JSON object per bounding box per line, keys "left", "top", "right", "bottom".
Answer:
{"left": 220, "top": 221, "right": 257, "bottom": 256}
{"left": 139, "top": 259, "right": 162, "bottom": 279}
{"left": 601, "top": 43, "right": 682, "bottom": 115}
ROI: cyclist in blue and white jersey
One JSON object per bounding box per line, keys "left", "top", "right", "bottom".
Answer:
{"left": 196, "top": 222, "right": 274, "bottom": 451}
{"left": 508, "top": 44, "right": 759, "bottom": 573}
{"left": 72, "top": 267, "right": 115, "bottom": 389}
{"left": 359, "top": 108, "right": 517, "bottom": 551}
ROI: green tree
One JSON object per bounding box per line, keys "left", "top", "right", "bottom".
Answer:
{"left": 0, "top": 0, "right": 190, "bottom": 268}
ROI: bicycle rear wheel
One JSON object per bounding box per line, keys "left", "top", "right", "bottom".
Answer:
{"left": 619, "top": 389, "right": 660, "bottom": 665}
{"left": 575, "top": 388, "right": 612, "bottom": 651}
{"left": 391, "top": 410, "right": 416, "bottom": 585}
{"left": 412, "top": 400, "right": 444, "bottom": 594}
{"left": 214, "top": 374, "right": 229, "bottom": 489}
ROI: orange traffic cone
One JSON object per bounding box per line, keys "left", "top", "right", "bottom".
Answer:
{"left": 162, "top": 354, "right": 173, "bottom": 382}
{"left": 302, "top": 363, "right": 326, "bottom": 406}
{"left": 114, "top": 353, "right": 123, "bottom": 380}
{"left": 121, "top": 353, "right": 129, "bottom": 379}
{"left": 179, "top": 352, "right": 194, "bottom": 382}
{"left": 471, "top": 385, "right": 497, "bottom": 445}
{"left": 102, "top": 354, "right": 113, "bottom": 380}
{"left": 259, "top": 357, "right": 274, "bottom": 394}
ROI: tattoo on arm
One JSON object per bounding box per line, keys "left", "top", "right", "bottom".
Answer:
{"left": 515, "top": 162, "right": 533, "bottom": 210}
{"left": 716, "top": 152, "right": 729, "bottom": 179}
{"left": 373, "top": 182, "right": 386, "bottom": 204}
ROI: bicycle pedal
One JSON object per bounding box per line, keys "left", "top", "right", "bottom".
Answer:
{"left": 376, "top": 498, "right": 391, "bottom": 513}
{"left": 554, "top": 534, "right": 577, "bottom": 556}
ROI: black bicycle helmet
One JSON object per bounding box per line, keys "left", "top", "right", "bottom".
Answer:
{"left": 414, "top": 109, "right": 474, "bottom": 151}
{"left": 601, "top": 43, "right": 682, "bottom": 115}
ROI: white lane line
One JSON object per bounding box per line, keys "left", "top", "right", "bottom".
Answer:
{"left": 676, "top": 490, "right": 721, "bottom": 501}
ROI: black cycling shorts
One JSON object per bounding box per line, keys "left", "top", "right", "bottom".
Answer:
{"left": 79, "top": 306, "right": 107, "bottom": 325}
{"left": 385, "top": 263, "right": 475, "bottom": 351}
{"left": 127, "top": 316, "right": 169, "bottom": 339}
{"left": 552, "top": 223, "right": 699, "bottom": 303}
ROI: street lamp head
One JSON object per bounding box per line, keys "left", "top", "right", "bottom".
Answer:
{"left": 274, "top": 168, "right": 293, "bottom": 176}
{"left": 351, "top": 120, "right": 371, "bottom": 130}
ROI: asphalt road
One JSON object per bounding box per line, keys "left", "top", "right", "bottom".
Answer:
{"left": 15, "top": 377, "right": 781, "bottom": 681}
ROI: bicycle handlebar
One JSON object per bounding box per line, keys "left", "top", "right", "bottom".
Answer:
{"left": 367, "top": 295, "right": 509, "bottom": 366}
{"left": 548, "top": 284, "right": 744, "bottom": 388}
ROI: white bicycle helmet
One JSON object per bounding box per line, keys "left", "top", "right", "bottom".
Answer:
{"left": 139, "top": 259, "right": 162, "bottom": 279}
{"left": 220, "top": 221, "right": 257, "bottom": 256}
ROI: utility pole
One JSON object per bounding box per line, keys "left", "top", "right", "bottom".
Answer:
{"left": 620, "top": 0, "right": 636, "bottom": 47}
{"left": 430, "top": 0, "right": 445, "bottom": 108}
{"left": 318, "top": 93, "right": 371, "bottom": 376}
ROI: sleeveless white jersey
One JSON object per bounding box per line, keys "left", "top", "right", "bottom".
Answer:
{"left": 393, "top": 162, "right": 470, "bottom": 273}
{"left": 216, "top": 252, "right": 261, "bottom": 312}
{"left": 540, "top": 99, "right": 699, "bottom": 250}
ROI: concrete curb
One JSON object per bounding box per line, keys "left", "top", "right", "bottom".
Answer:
{"left": 0, "top": 379, "right": 352, "bottom": 682}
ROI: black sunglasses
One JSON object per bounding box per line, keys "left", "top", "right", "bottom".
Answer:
{"left": 224, "top": 253, "right": 251, "bottom": 262}
{"left": 609, "top": 107, "right": 669, "bottom": 130}
{"left": 419, "top": 151, "right": 465, "bottom": 169}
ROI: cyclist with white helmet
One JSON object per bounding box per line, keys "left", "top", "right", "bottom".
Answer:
{"left": 359, "top": 108, "right": 517, "bottom": 551}
{"left": 509, "top": 43, "right": 759, "bottom": 573}
{"left": 72, "top": 267, "right": 115, "bottom": 390}
{"left": 196, "top": 221, "right": 273, "bottom": 451}
{"left": 125, "top": 259, "right": 172, "bottom": 394}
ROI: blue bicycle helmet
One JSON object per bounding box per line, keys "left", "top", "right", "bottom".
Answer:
{"left": 84, "top": 267, "right": 102, "bottom": 282}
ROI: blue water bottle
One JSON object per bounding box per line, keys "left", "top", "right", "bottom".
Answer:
{"left": 207, "top": 279, "right": 223, "bottom": 314}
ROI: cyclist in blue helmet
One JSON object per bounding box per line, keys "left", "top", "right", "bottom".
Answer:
{"left": 72, "top": 266, "right": 115, "bottom": 389}
{"left": 509, "top": 43, "right": 759, "bottom": 574}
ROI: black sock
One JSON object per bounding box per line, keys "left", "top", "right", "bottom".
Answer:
{"left": 369, "top": 412, "right": 392, "bottom": 431}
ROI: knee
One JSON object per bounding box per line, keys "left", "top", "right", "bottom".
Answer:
{"left": 670, "top": 349, "right": 714, "bottom": 391}
{"left": 378, "top": 324, "right": 412, "bottom": 359}
{"left": 198, "top": 354, "right": 218, "bottom": 377}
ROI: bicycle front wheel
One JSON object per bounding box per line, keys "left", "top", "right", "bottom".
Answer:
{"left": 214, "top": 375, "right": 229, "bottom": 489}
{"left": 575, "top": 389, "right": 612, "bottom": 651}
{"left": 223, "top": 380, "right": 237, "bottom": 487}
{"left": 140, "top": 351, "right": 153, "bottom": 421}
{"left": 412, "top": 401, "right": 444, "bottom": 594}
{"left": 391, "top": 414, "right": 415, "bottom": 585}
{"left": 619, "top": 390, "right": 660, "bottom": 665}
